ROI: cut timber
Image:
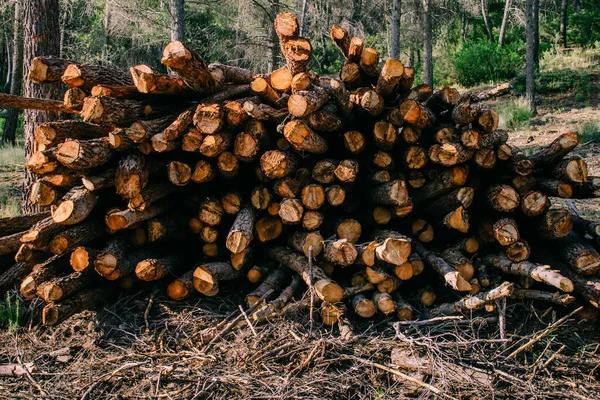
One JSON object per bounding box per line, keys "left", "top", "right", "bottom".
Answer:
{"left": 250, "top": 76, "right": 280, "bottom": 106}
{"left": 251, "top": 186, "right": 272, "bottom": 209}
{"left": 194, "top": 104, "right": 224, "bottom": 135}
{"left": 243, "top": 101, "right": 287, "bottom": 122}
{"left": 431, "top": 282, "right": 513, "bottom": 315}
{"left": 413, "top": 241, "right": 471, "bottom": 291}
{"left": 343, "top": 131, "right": 365, "bottom": 154}
{"left": 0, "top": 231, "right": 26, "bottom": 256}
{"left": 452, "top": 98, "right": 483, "bottom": 126}
{"left": 431, "top": 143, "right": 473, "bottom": 166}
{"left": 340, "top": 63, "right": 361, "bottom": 87}
{"left": 93, "top": 237, "right": 127, "bottom": 279}
{"left": 483, "top": 255, "right": 574, "bottom": 292}
{"left": 301, "top": 184, "right": 326, "bottom": 210}
{"left": 108, "top": 129, "right": 134, "bottom": 151}
{"left": 404, "top": 146, "right": 428, "bottom": 169}
{"left": 255, "top": 217, "right": 283, "bottom": 242}
{"left": 291, "top": 72, "right": 311, "bottom": 93}
{"left": 193, "top": 262, "right": 240, "bottom": 296}
{"left": 335, "top": 159, "right": 359, "bottom": 183}
{"left": 199, "top": 197, "right": 224, "bottom": 226}
{"left": 506, "top": 240, "right": 530, "bottom": 262}
{"left": 360, "top": 90, "right": 385, "bottom": 116}
{"left": 28, "top": 56, "right": 73, "bottom": 83}
{"left": 167, "top": 161, "right": 192, "bottom": 186}
{"left": 411, "top": 219, "right": 434, "bottom": 242}
{"left": 324, "top": 239, "right": 357, "bottom": 267}
{"left": 312, "top": 159, "right": 337, "bottom": 184}
{"left": 271, "top": 67, "right": 293, "bottom": 92}
{"left": 129, "top": 114, "right": 177, "bottom": 142}
{"left": 62, "top": 63, "right": 132, "bottom": 90}
{"left": 208, "top": 63, "right": 252, "bottom": 85}
{"left": 422, "top": 187, "right": 474, "bottom": 217}
{"left": 442, "top": 206, "right": 470, "bottom": 233}
{"left": 226, "top": 205, "right": 256, "bottom": 254}
{"left": 486, "top": 184, "right": 520, "bottom": 212}
{"left": 302, "top": 211, "right": 323, "bottom": 230}
{"left": 56, "top": 137, "right": 112, "bottom": 170}
{"left": 374, "top": 230, "right": 412, "bottom": 266}
{"left": 394, "top": 296, "right": 415, "bottom": 320}
{"left": 328, "top": 78, "right": 354, "bottom": 117}
{"left": 167, "top": 270, "right": 194, "bottom": 300}
{"left": 26, "top": 148, "right": 59, "bottom": 174}
{"left": 330, "top": 25, "right": 350, "bottom": 58}
{"left": 552, "top": 156, "right": 587, "bottom": 183}
{"left": 151, "top": 133, "right": 179, "bottom": 153}
{"left": 282, "top": 38, "right": 312, "bottom": 76}
{"left": 537, "top": 209, "right": 573, "bottom": 239}
{"left": 0, "top": 93, "right": 70, "bottom": 113}
{"left": 373, "top": 292, "right": 396, "bottom": 315}
{"left": 128, "top": 181, "right": 179, "bottom": 211}
{"left": 426, "top": 87, "right": 460, "bottom": 113}
{"left": 512, "top": 289, "right": 575, "bottom": 306}
{"left": 307, "top": 107, "right": 342, "bottom": 132}
{"left": 161, "top": 41, "right": 216, "bottom": 95}
{"left": 105, "top": 202, "right": 169, "bottom": 231}
{"left": 20, "top": 255, "right": 70, "bottom": 299}
{"left": 376, "top": 59, "right": 404, "bottom": 99}
{"left": 290, "top": 231, "right": 324, "bottom": 258}
{"left": 260, "top": 150, "right": 298, "bottom": 179}
{"left": 397, "top": 99, "right": 434, "bottom": 128}
{"left": 37, "top": 270, "right": 95, "bottom": 302}
{"left": 49, "top": 220, "right": 105, "bottom": 255}
{"left": 521, "top": 191, "right": 549, "bottom": 216}
{"left": 474, "top": 109, "right": 499, "bottom": 132}
{"left": 536, "top": 179, "right": 573, "bottom": 198}
{"left": 115, "top": 153, "right": 156, "bottom": 199}
{"left": 529, "top": 132, "right": 579, "bottom": 167}
{"left": 135, "top": 254, "right": 184, "bottom": 281}
{"left": 279, "top": 198, "right": 304, "bottom": 224}
{"left": 441, "top": 248, "right": 475, "bottom": 281}
{"left": 82, "top": 169, "right": 116, "bottom": 191}
{"left": 42, "top": 286, "right": 114, "bottom": 326}
{"left": 0, "top": 263, "right": 34, "bottom": 294}
{"left": 412, "top": 166, "right": 468, "bottom": 203}
{"left": 162, "top": 107, "right": 196, "bottom": 140}
{"left": 20, "top": 217, "right": 65, "bottom": 248}
{"left": 51, "top": 186, "right": 98, "bottom": 225}
{"left": 336, "top": 219, "right": 362, "bottom": 243}
{"left": 373, "top": 121, "right": 397, "bottom": 151}
{"left": 283, "top": 119, "right": 328, "bottom": 154}
{"left": 91, "top": 84, "right": 141, "bottom": 98}
{"left": 70, "top": 247, "right": 99, "bottom": 272}
{"left": 493, "top": 218, "right": 520, "bottom": 246}
{"left": 268, "top": 247, "right": 343, "bottom": 302}
{"left": 352, "top": 294, "right": 377, "bottom": 318}
{"left": 360, "top": 48, "right": 380, "bottom": 77}
{"left": 347, "top": 37, "right": 364, "bottom": 62}
{"left": 287, "top": 87, "right": 329, "bottom": 118}
{"left": 553, "top": 232, "right": 600, "bottom": 276}
{"left": 30, "top": 180, "right": 65, "bottom": 207}
{"left": 246, "top": 268, "right": 288, "bottom": 307}
{"left": 80, "top": 96, "right": 157, "bottom": 127}
{"left": 199, "top": 131, "right": 234, "bottom": 157}
{"left": 63, "top": 88, "right": 86, "bottom": 111}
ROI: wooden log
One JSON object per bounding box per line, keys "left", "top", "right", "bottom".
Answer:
{"left": 307, "top": 106, "right": 343, "bottom": 132}
{"left": 0, "top": 262, "right": 34, "bottom": 294}
{"left": 352, "top": 294, "right": 377, "bottom": 318}
{"left": 91, "top": 84, "right": 141, "bottom": 99}
{"left": 0, "top": 93, "right": 71, "bottom": 113}
{"left": 279, "top": 198, "right": 304, "bottom": 224}
{"left": 160, "top": 41, "right": 216, "bottom": 95}
{"left": 290, "top": 231, "right": 323, "bottom": 258}
{"left": 198, "top": 130, "right": 234, "bottom": 157}
{"left": 442, "top": 248, "right": 475, "bottom": 281}
{"left": 105, "top": 202, "right": 169, "bottom": 231}
{"left": 425, "top": 86, "right": 460, "bottom": 112}
{"left": 373, "top": 230, "right": 412, "bottom": 266}
{"left": 493, "top": 218, "right": 520, "bottom": 246}
{"left": 56, "top": 137, "right": 112, "bottom": 170}
{"left": 369, "top": 180, "right": 409, "bottom": 207}
{"left": 422, "top": 187, "right": 474, "bottom": 217}
{"left": 70, "top": 247, "right": 99, "bottom": 272}
{"left": 25, "top": 148, "right": 59, "bottom": 175}
{"left": 167, "top": 270, "right": 195, "bottom": 300}
{"left": 330, "top": 24, "right": 350, "bottom": 58}
{"left": 255, "top": 217, "right": 283, "bottom": 242}
{"left": 51, "top": 186, "right": 98, "bottom": 225}
{"left": 302, "top": 211, "right": 323, "bottom": 231}
{"left": 413, "top": 241, "right": 471, "bottom": 291}
{"left": 108, "top": 128, "right": 134, "bottom": 151}
{"left": 288, "top": 86, "right": 329, "bottom": 118}
{"left": 343, "top": 131, "right": 365, "bottom": 154}
{"left": 411, "top": 219, "right": 434, "bottom": 242}
{"left": 312, "top": 159, "right": 337, "bottom": 184}
{"left": 199, "top": 197, "right": 224, "bottom": 227}
{"left": 473, "top": 109, "right": 499, "bottom": 132}
{"left": 372, "top": 292, "right": 396, "bottom": 315}
{"left": 551, "top": 156, "right": 588, "bottom": 183}
{"left": 372, "top": 121, "right": 397, "bottom": 151}
{"left": 413, "top": 166, "right": 468, "bottom": 203}
{"left": 442, "top": 206, "right": 470, "bottom": 233}
{"left": 80, "top": 96, "right": 158, "bottom": 127}
{"left": 359, "top": 90, "right": 385, "bottom": 116}
{"left": 505, "top": 240, "right": 531, "bottom": 262}
{"left": 19, "top": 255, "right": 70, "bottom": 299}
{"left": 301, "top": 184, "right": 325, "bottom": 211}
{"left": 129, "top": 181, "right": 179, "bottom": 211}
{"left": 536, "top": 178, "right": 573, "bottom": 198}
{"left": 250, "top": 186, "right": 272, "bottom": 210}
{"left": 324, "top": 239, "right": 357, "bottom": 267}
{"left": 30, "top": 180, "right": 65, "bottom": 206}
{"left": 29, "top": 56, "right": 73, "bottom": 83}
{"left": 283, "top": 119, "right": 328, "bottom": 154}
{"left": 360, "top": 47, "right": 380, "bottom": 77}
{"left": 571, "top": 214, "right": 600, "bottom": 242}
{"left": 483, "top": 254, "right": 574, "bottom": 292}
{"left": 190, "top": 160, "right": 215, "bottom": 184}
{"left": 376, "top": 59, "right": 404, "bottom": 100}
{"left": 0, "top": 230, "right": 26, "bottom": 256}
{"left": 20, "top": 217, "right": 65, "bottom": 248}
{"left": 552, "top": 232, "right": 600, "bottom": 276}
{"left": 529, "top": 131, "right": 579, "bottom": 167}
{"left": 452, "top": 98, "right": 483, "bottom": 126}
{"left": 246, "top": 268, "right": 288, "bottom": 307}
{"left": 82, "top": 169, "right": 116, "bottom": 192}
{"left": 397, "top": 99, "right": 433, "bottom": 128}
{"left": 63, "top": 88, "right": 86, "bottom": 111}
{"left": 191, "top": 261, "right": 238, "bottom": 296}
{"left": 511, "top": 289, "right": 575, "bottom": 305}
{"left": 62, "top": 63, "right": 132, "bottom": 90}
{"left": 42, "top": 286, "right": 114, "bottom": 326}
{"left": 225, "top": 205, "right": 256, "bottom": 254}
{"left": 49, "top": 220, "right": 104, "bottom": 255}
{"left": 93, "top": 237, "right": 128, "bottom": 279}
{"left": 37, "top": 270, "right": 95, "bottom": 302}
{"left": 573, "top": 176, "right": 600, "bottom": 198}
{"left": 486, "top": 184, "right": 520, "bottom": 212}
{"left": 0, "top": 213, "right": 49, "bottom": 236}
{"left": 431, "top": 143, "right": 474, "bottom": 167}
{"left": 334, "top": 159, "right": 359, "bottom": 183}
{"left": 336, "top": 219, "right": 362, "bottom": 244}
{"left": 521, "top": 191, "right": 549, "bottom": 217}
{"left": 537, "top": 209, "right": 573, "bottom": 239}
{"left": 250, "top": 76, "right": 281, "bottom": 106}
{"left": 282, "top": 37, "right": 312, "bottom": 76}
{"left": 128, "top": 114, "right": 177, "bottom": 143}
{"left": 328, "top": 78, "right": 354, "bottom": 116}
{"left": 208, "top": 62, "right": 252, "bottom": 85}
{"left": 115, "top": 153, "right": 154, "bottom": 199}
{"left": 135, "top": 254, "right": 184, "bottom": 281}
{"left": 260, "top": 150, "right": 298, "bottom": 179}
{"left": 372, "top": 206, "right": 392, "bottom": 225}
{"left": 431, "top": 282, "right": 513, "bottom": 315}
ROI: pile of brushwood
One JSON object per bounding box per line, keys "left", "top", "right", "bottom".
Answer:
{"left": 0, "top": 12, "right": 598, "bottom": 331}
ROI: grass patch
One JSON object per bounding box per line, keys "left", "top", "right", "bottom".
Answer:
{"left": 0, "top": 143, "right": 23, "bottom": 217}
{"left": 539, "top": 46, "right": 600, "bottom": 72}
{"left": 497, "top": 97, "right": 532, "bottom": 130}
{"left": 578, "top": 120, "right": 600, "bottom": 143}
{"left": 0, "top": 292, "right": 23, "bottom": 331}
{"left": 0, "top": 143, "right": 24, "bottom": 170}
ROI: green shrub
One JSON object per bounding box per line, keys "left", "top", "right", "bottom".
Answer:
{"left": 0, "top": 292, "right": 22, "bottom": 331}
{"left": 497, "top": 98, "right": 532, "bottom": 130}
{"left": 578, "top": 120, "right": 600, "bottom": 143}
{"left": 451, "top": 40, "right": 525, "bottom": 87}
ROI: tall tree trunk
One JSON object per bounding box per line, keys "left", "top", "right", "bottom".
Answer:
{"left": 2, "top": 0, "right": 24, "bottom": 145}
{"left": 533, "top": 0, "right": 539, "bottom": 70}
{"left": 481, "top": 0, "right": 495, "bottom": 43}
{"left": 422, "top": 0, "right": 433, "bottom": 88}
{"left": 299, "top": 0, "right": 308, "bottom": 35}
{"left": 23, "top": 0, "right": 62, "bottom": 214}
{"left": 169, "top": 0, "right": 185, "bottom": 42}
{"left": 407, "top": 47, "right": 414, "bottom": 67}
{"left": 352, "top": 0, "right": 362, "bottom": 23}
{"left": 498, "top": 0, "right": 512, "bottom": 46}
{"left": 391, "top": 0, "right": 401, "bottom": 59}
{"left": 560, "top": 0, "right": 567, "bottom": 48}
{"left": 525, "top": 0, "right": 537, "bottom": 115}
{"left": 461, "top": 12, "right": 468, "bottom": 41}
{"left": 102, "top": 0, "right": 111, "bottom": 64}
{"left": 268, "top": 0, "right": 279, "bottom": 73}
{"left": 4, "top": 27, "right": 11, "bottom": 92}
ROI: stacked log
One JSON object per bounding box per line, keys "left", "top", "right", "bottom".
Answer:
{"left": 0, "top": 12, "right": 598, "bottom": 329}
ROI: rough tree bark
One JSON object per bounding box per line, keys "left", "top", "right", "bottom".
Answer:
{"left": 481, "top": 0, "right": 495, "bottom": 43}
{"left": 2, "top": 0, "right": 23, "bottom": 145}
{"left": 22, "top": 0, "right": 62, "bottom": 214}
{"left": 559, "top": 0, "right": 567, "bottom": 48}
{"left": 391, "top": 0, "right": 401, "bottom": 59}
{"left": 498, "top": 0, "right": 512, "bottom": 46}
{"left": 422, "top": 0, "right": 433, "bottom": 88}
{"left": 525, "top": 0, "right": 537, "bottom": 115}
{"left": 170, "top": 0, "right": 185, "bottom": 42}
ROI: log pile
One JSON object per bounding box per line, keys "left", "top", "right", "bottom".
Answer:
{"left": 1, "top": 13, "right": 599, "bottom": 329}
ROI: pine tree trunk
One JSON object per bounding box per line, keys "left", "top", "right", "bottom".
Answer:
{"left": 525, "top": 0, "right": 537, "bottom": 115}
{"left": 23, "top": 0, "right": 62, "bottom": 214}
{"left": 422, "top": 0, "right": 433, "bottom": 88}
{"left": 170, "top": 0, "right": 185, "bottom": 42}
{"left": 2, "top": 0, "right": 23, "bottom": 145}
{"left": 498, "top": 0, "right": 512, "bottom": 46}
{"left": 560, "top": 0, "right": 567, "bottom": 48}
{"left": 391, "top": 0, "right": 401, "bottom": 59}
{"left": 481, "top": 0, "right": 495, "bottom": 43}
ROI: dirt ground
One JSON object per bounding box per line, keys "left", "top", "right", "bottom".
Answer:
{"left": 0, "top": 87, "right": 599, "bottom": 399}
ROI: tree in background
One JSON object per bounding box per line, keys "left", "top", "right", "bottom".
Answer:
{"left": 422, "top": 0, "right": 433, "bottom": 88}
{"left": 2, "top": 0, "right": 23, "bottom": 145}
{"left": 170, "top": 0, "right": 185, "bottom": 42}
{"left": 390, "top": 0, "right": 401, "bottom": 59}
{"left": 525, "top": 0, "right": 537, "bottom": 115}
{"left": 22, "top": 0, "right": 62, "bottom": 214}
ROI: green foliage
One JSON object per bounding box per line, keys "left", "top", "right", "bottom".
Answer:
{"left": 497, "top": 98, "right": 532, "bottom": 130}
{"left": 513, "top": 69, "right": 592, "bottom": 97}
{"left": 569, "top": 8, "right": 600, "bottom": 47}
{"left": 0, "top": 292, "right": 23, "bottom": 331}
{"left": 450, "top": 40, "right": 525, "bottom": 87}
{"left": 578, "top": 120, "right": 600, "bottom": 143}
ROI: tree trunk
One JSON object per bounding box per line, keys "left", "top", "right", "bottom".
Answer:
{"left": 560, "top": 0, "right": 567, "bottom": 48}
{"left": 169, "top": 0, "right": 185, "bottom": 42}
{"left": 23, "top": 0, "right": 62, "bottom": 214}
{"left": 481, "top": 0, "right": 495, "bottom": 43}
{"left": 391, "top": 0, "right": 401, "bottom": 59}
{"left": 2, "top": 0, "right": 24, "bottom": 145}
{"left": 525, "top": 0, "right": 537, "bottom": 115}
{"left": 422, "top": 0, "right": 433, "bottom": 88}
{"left": 102, "top": 0, "right": 111, "bottom": 64}
{"left": 533, "top": 0, "right": 539, "bottom": 70}
{"left": 498, "top": 0, "right": 512, "bottom": 46}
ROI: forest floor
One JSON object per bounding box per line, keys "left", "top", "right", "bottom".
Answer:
{"left": 0, "top": 76, "right": 599, "bottom": 399}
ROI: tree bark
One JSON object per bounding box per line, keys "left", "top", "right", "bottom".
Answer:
{"left": 170, "top": 0, "right": 185, "bottom": 42}
{"left": 560, "top": 0, "right": 567, "bottom": 48}
{"left": 498, "top": 0, "right": 512, "bottom": 46}
{"left": 526, "top": 0, "right": 537, "bottom": 115}
{"left": 481, "top": 0, "right": 495, "bottom": 43}
{"left": 391, "top": 0, "right": 401, "bottom": 59}
{"left": 2, "top": 0, "right": 23, "bottom": 145}
{"left": 422, "top": 0, "right": 433, "bottom": 88}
